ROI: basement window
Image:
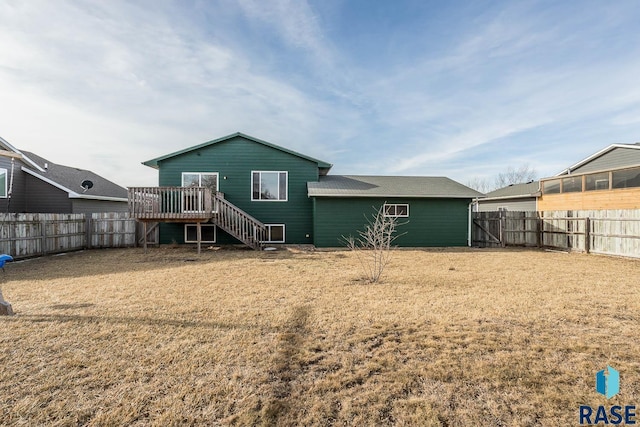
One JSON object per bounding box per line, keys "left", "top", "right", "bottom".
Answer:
{"left": 252, "top": 171, "right": 287, "bottom": 201}
{"left": 184, "top": 224, "right": 216, "bottom": 243}
{"left": 384, "top": 203, "right": 409, "bottom": 217}
{"left": 262, "top": 224, "right": 285, "bottom": 243}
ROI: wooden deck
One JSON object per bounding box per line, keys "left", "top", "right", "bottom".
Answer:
{"left": 128, "top": 187, "right": 266, "bottom": 251}
{"left": 128, "top": 187, "right": 214, "bottom": 222}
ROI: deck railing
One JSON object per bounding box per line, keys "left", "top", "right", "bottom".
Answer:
{"left": 213, "top": 193, "right": 266, "bottom": 249}
{"left": 128, "top": 187, "right": 214, "bottom": 221}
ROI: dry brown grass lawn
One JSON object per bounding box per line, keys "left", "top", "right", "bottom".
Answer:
{"left": 0, "top": 247, "right": 639, "bottom": 426}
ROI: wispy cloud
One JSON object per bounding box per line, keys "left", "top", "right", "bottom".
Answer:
{"left": 2, "top": 0, "right": 640, "bottom": 189}
{"left": 348, "top": 1, "right": 640, "bottom": 180}
{"left": 0, "top": 1, "right": 349, "bottom": 185}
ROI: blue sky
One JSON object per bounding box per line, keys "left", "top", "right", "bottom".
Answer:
{"left": 1, "top": 0, "right": 640, "bottom": 188}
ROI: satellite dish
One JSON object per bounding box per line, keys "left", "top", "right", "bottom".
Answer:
{"left": 81, "top": 180, "right": 94, "bottom": 192}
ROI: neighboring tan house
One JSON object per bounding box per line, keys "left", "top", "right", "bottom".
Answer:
{"left": 130, "top": 132, "right": 482, "bottom": 248}
{"left": 475, "top": 181, "right": 540, "bottom": 212}
{"left": 538, "top": 143, "right": 640, "bottom": 210}
{"left": 0, "top": 136, "right": 128, "bottom": 213}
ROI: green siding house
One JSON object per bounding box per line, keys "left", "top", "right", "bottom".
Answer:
{"left": 309, "top": 176, "right": 478, "bottom": 247}
{"left": 132, "top": 133, "right": 482, "bottom": 248}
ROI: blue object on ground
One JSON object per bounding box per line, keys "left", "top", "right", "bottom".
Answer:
{"left": 0, "top": 254, "right": 13, "bottom": 270}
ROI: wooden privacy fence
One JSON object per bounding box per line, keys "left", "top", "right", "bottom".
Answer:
{"left": 473, "top": 210, "right": 640, "bottom": 258}
{"left": 0, "top": 212, "right": 137, "bottom": 259}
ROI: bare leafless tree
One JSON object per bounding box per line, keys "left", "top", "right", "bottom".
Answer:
{"left": 343, "top": 204, "right": 406, "bottom": 283}
{"left": 467, "top": 164, "right": 537, "bottom": 193}
{"left": 494, "top": 164, "right": 537, "bottom": 189}
{"left": 466, "top": 177, "right": 492, "bottom": 194}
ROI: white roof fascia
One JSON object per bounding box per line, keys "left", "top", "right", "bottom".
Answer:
{"left": 69, "top": 194, "right": 128, "bottom": 202}
{"left": 479, "top": 194, "right": 540, "bottom": 202}
{"left": 22, "top": 166, "right": 77, "bottom": 195}
{"left": 307, "top": 193, "right": 478, "bottom": 198}
{"left": 0, "top": 136, "right": 46, "bottom": 172}
{"left": 556, "top": 144, "right": 640, "bottom": 176}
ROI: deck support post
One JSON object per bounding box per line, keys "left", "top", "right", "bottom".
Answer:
{"left": 196, "top": 221, "right": 202, "bottom": 255}
{"left": 143, "top": 222, "right": 148, "bottom": 254}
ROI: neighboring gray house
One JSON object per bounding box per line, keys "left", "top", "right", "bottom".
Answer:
{"left": 0, "top": 136, "right": 128, "bottom": 213}
{"left": 555, "top": 142, "right": 640, "bottom": 176}
{"left": 475, "top": 181, "right": 540, "bottom": 212}
{"left": 538, "top": 142, "right": 640, "bottom": 211}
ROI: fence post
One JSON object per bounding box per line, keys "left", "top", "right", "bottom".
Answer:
{"left": 85, "top": 214, "right": 92, "bottom": 250}
{"left": 536, "top": 213, "right": 542, "bottom": 248}
{"left": 10, "top": 219, "right": 16, "bottom": 257}
{"left": 499, "top": 210, "right": 506, "bottom": 248}
{"left": 41, "top": 219, "right": 48, "bottom": 256}
{"left": 585, "top": 217, "right": 590, "bottom": 254}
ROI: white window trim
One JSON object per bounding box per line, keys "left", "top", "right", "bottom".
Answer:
{"left": 594, "top": 178, "right": 609, "bottom": 190}
{"left": 184, "top": 224, "right": 216, "bottom": 243}
{"left": 383, "top": 203, "right": 409, "bottom": 218}
{"left": 498, "top": 206, "right": 508, "bottom": 212}
{"left": 251, "top": 171, "right": 288, "bottom": 202}
{"left": 181, "top": 172, "right": 219, "bottom": 190}
{"left": 262, "top": 224, "right": 286, "bottom": 243}
{"left": 0, "top": 168, "right": 6, "bottom": 199}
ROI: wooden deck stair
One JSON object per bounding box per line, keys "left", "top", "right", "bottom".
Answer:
{"left": 128, "top": 187, "right": 266, "bottom": 251}
{"left": 212, "top": 193, "right": 265, "bottom": 250}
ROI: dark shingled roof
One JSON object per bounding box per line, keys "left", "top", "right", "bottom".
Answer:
{"left": 21, "top": 150, "right": 128, "bottom": 200}
{"left": 307, "top": 175, "right": 483, "bottom": 198}
{"left": 484, "top": 181, "right": 540, "bottom": 199}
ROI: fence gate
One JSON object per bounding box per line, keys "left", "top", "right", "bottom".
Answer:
{"left": 472, "top": 211, "right": 504, "bottom": 247}
{"left": 137, "top": 222, "right": 159, "bottom": 247}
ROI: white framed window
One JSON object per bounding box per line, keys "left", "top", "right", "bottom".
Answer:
{"left": 182, "top": 172, "right": 219, "bottom": 191}
{"left": 262, "top": 224, "right": 285, "bottom": 243}
{"left": 383, "top": 203, "right": 409, "bottom": 217}
{"left": 184, "top": 224, "right": 216, "bottom": 243}
{"left": 252, "top": 171, "right": 287, "bottom": 201}
{"left": 0, "top": 168, "right": 6, "bottom": 198}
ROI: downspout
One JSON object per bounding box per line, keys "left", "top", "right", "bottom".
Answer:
{"left": 467, "top": 200, "right": 474, "bottom": 247}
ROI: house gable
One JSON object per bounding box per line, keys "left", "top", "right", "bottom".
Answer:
{"left": 559, "top": 145, "right": 640, "bottom": 175}
{"left": 154, "top": 134, "right": 325, "bottom": 245}
{"left": 144, "top": 132, "right": 332, "bottom": 174}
